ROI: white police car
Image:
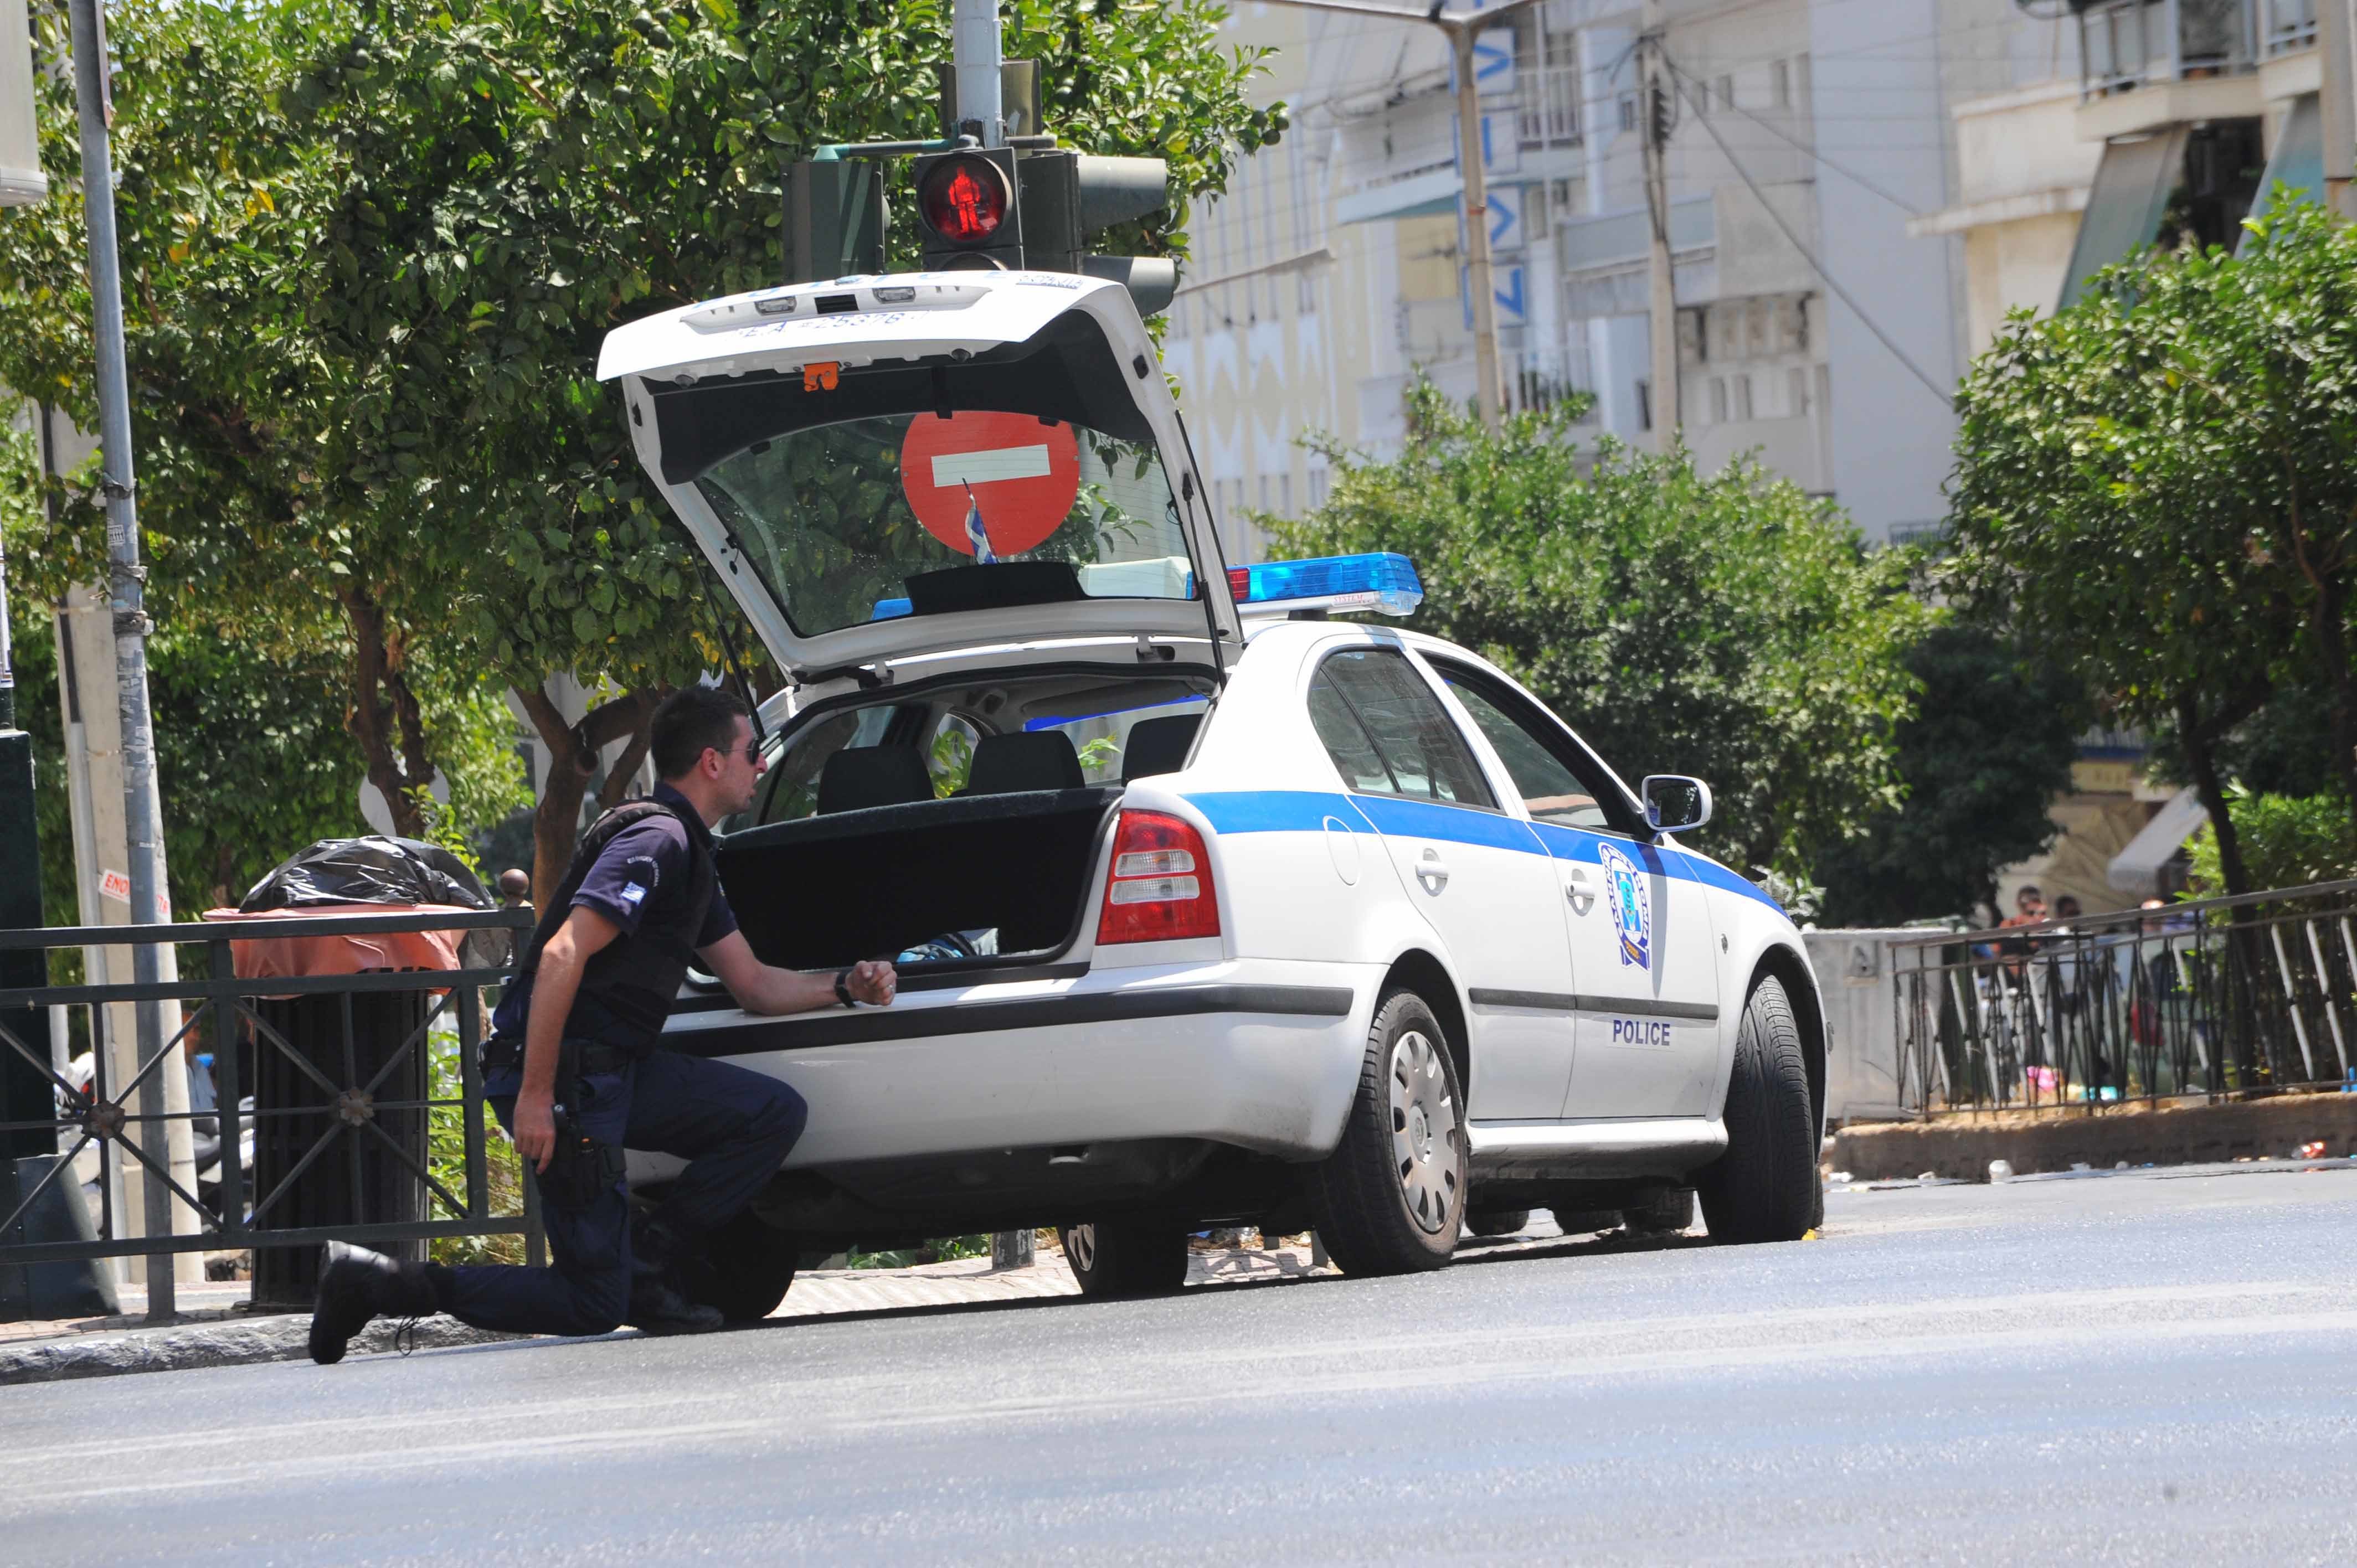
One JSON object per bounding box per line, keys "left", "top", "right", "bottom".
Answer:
{"left": 598, "top": 271, "right": 1826, "bottom": 1317}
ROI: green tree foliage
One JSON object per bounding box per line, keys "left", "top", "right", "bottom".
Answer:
{"left": 1949, "top": 197, "right": 2357, "bottom": 896}
{"left": 1, "top": 0, "right": 1281, "bottom": 897}
{"left": 1267, "top": 383, "right": 1930, "bottom": 883}
{"left": 1816, "top": 624, "right": 2087, "bottom": 926}
{"left": 2187, "top": 786, "right": 2357, "bottom": 894}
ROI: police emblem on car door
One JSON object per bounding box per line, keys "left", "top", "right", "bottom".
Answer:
{"left": 1597, "top": 840, "right": 1650, "bottom": 969}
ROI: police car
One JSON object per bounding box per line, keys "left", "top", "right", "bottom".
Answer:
{"left": 596, "top": 270, "right": 1826, "bottom": 1318}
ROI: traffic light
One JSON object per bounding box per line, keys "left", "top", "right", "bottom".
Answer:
{"left": 1016, "top": 152, "right": 1176, "bottom": 316}
{"left": 783, "top": 158, "right": 887, "bottom": 285}
{"left": 913, "top": 147, "right": 1025, "bottom": 271}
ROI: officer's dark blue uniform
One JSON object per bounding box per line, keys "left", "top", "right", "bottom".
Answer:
{"left": 433, "top": 780, "right": 807, "bottom": 1337}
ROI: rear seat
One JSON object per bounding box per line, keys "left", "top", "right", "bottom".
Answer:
{"left": 963, "top": 731, "right": 1085, "bottom": 795}
{"left": 1120, "top": 714, "right": 1201, "bottom": 782}
{"left": 816, "top": 746, "right": 935, "bottom": 814}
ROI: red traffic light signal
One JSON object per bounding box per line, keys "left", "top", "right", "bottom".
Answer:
{"left": 917, "top": 153, "right": 1012, "bottom": 250}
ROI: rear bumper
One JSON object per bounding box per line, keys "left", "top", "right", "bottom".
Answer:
{"left": 639, "top": 960, "right": 1378, "bottom": 1174}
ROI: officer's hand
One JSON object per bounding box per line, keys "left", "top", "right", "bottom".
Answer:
{"left": 513, "top": 1087, "right": 557, "bottom": 1174}
{"left": 848, "top": 959, "right": 897, "bottom": 1008}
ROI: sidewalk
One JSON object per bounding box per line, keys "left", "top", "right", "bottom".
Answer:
{"left": 0, "top": 1241, "right": 1345, "bottom": 1385}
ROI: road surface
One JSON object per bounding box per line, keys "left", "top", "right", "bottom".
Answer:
{"left": 6, "top": 1162, "right": 2355, "bottom": 1565}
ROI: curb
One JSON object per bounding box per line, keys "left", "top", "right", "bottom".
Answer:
{"left": 0, "top": 1313, "right": 522, "bottom": 1386}
{"left": 1830, "top": 1094, "right": 2357, "bottom": 1182}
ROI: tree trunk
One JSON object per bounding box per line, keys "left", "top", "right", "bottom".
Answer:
{"left": 514, "top": 683, "right": 661, "bottom": 904}
{"left": 337, "top": 581, "right": 428, "bottom": 838}
{"left": 2176, "top": 690, "right": 2251, "bottom": 899}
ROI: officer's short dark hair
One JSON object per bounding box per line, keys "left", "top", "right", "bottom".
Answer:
{"left": 651, "top": 684, "right": 752, "bottom": 781}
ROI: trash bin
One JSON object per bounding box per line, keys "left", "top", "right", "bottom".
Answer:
{"left": 206, "top": 836, "right": 493, "bottom": 1307}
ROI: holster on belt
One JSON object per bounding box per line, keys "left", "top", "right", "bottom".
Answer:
{"left": 483, "top": 1033, "right": 629, "bottom": 1209}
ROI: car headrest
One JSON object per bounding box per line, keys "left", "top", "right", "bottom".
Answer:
{"left": 815, "top": 746, "right": 935, "bottom": 815}
{"left": 964, "top": 730, "right": 1085, "bottom": 796}
{"left": 1120, "top": 714, "right": 1202, "bottom": 782}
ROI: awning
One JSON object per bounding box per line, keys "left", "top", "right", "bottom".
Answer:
{"left": 2107, "top": 786, "right": 2209, "bottom": 894}
{"left": 2241, "top": 92, "right": 2323, "bottom": 245}
{"left": 2058, "top": 127, "right": 2189, "bottom": 310}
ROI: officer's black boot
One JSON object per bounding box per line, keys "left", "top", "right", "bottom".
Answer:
{"left": 627, "top": 1210, "right": 722, "bottom": 1334}
{"left": 308, "top": 1241, "right": 441, "bottom": 1365}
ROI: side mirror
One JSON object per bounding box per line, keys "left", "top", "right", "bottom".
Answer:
{"left": 1640, "top": 775, "right": 1712, "bottom": 834}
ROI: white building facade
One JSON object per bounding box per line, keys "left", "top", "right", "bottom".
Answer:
{"left": 1178, "top": 0, "right": 2333, "bottom": 553}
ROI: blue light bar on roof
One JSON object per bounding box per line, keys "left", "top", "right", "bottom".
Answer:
{"left": 1226, "top": 553, "right": 1423, "bottom": 618}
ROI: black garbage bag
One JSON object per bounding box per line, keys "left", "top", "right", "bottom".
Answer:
{"left": 238, "top": 835, "right": 493, "bottom": 913}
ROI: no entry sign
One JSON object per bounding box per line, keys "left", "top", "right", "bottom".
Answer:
{"left": 899, "top": 411, "right": 1080, "bottom": 558}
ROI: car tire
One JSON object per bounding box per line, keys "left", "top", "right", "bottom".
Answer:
{"left": 678, "top": 1208, "right": 797, "bottom": 1323}
{"left": 1697, "top": 974, "right": 1817, "bottom": 1246}
{"left": 1622, "top": 1187, "right": 1695, "bottom": 1235}
{"left": 1466, "top": 1209, "right": 1531, "bottom": 1238}
{"left": 1058, "top": 1221, "right": 1188, "bottom": 1299}
{"left": 1306, "top": 988, "right": 1468, "bottom": 1276}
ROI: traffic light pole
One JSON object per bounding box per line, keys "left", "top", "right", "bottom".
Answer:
{"left": 953, "top": 0, "right": 1005, "bottom": 148}
{"left": 1254, "top": 0, "right": 1542, "bottom": 434}
{"left": 69, "top": 0, "right": 181, "bottom": 1320}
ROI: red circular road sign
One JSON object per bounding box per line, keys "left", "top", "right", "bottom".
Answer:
{"left": 899, "top": 411, "right": 1080, "bottom": 559}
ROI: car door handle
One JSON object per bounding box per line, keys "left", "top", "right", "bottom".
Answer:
{"left": 1566, "top": 865, "right": 1596, "bottom": 915}
{"left": 1416, "top": 848, "right": 1450, "bottom": 892}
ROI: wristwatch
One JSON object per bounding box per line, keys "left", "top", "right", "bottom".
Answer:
{"left": 833, "top": 967, "right": 856, "bottom": 1008}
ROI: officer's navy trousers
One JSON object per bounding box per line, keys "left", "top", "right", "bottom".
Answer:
{"left": 438, "top": 1046, "right": 807, "bottom": 1337}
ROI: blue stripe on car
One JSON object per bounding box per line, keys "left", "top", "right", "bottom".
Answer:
{"left": 1183, "top": 790, "right": 1785, "bottom": 915}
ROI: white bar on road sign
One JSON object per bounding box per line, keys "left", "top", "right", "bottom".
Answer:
{"left": 932, "top": 444, "right": 1052, "bottom": 488}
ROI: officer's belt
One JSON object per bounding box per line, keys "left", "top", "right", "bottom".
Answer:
{"left": 483, "top": 1035, "right": 637, "bottom": 1078}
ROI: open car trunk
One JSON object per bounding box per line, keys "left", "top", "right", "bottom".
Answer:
{"left": 713, "top": 786, "right": 1122, "bottom": 973}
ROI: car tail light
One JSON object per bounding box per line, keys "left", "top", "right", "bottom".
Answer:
{"left": 1097, "top": 811, "right": 1220, "bottom": 945}
{"left": 918, "top": 156, "right": 1008, "bottom": 244}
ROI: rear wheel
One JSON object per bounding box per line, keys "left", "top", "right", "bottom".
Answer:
{"left": 1622, "top": 1187, "right": 1695, "bottom": 1235}
{"left": 1306, "top": 989, "right": 1468, "bottom": 1276}
{"left": 1058, "top": 1221, "right": 1188, "bottom": 1299}
{"left": 1466, "top": 1209, "right": 1531, "bottom": 1238}
{"left": 680, "top": 1208, "right": 798, "bottom": 1323}
{"left": 1697, "top": 975, "right": 1817, "bottom": 1245}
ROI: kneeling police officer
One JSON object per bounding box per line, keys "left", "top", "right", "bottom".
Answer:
{"left": 309, "top": 684, "right": 896, "bottom": 1361}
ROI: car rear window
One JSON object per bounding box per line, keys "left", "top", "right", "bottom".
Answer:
{"left": 1306, "top": 648, "right": 1496, "bottom": 810}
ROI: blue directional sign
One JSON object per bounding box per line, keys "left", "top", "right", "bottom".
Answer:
{"left": 1486, "top": 184, "right": 1524, "bottom": 255}
{"left": 1473, "top": 28, "right": 1515, "bottom": 99}
{"left": 1479, "top": 112, "right": 1520, "bottom": 176}
{"left": 1459, "top": 263, "right": 1529, "bottom": 330}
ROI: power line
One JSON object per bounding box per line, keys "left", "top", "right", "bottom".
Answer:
{"left": 1665, "top": 60, "right": 1955, "bottom": 414}
{"left": 1662, "top": 58, "right": 1931, "bottom": 219}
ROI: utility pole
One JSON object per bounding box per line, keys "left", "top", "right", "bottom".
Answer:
{"left": 69, "top": 0, "right": 183, "bottom": 1320}
{"left": 2320, "top": 0, "right": 2357, "bottom": 220}
{"left": 1452, "top": 25, "right": 1505, "bottom": 432}
{"left": 1639, "top": 0, "right": 1679, "bottom": 450}
{"left": 1256, "top": 0, "right": 1545, "bottom": 434}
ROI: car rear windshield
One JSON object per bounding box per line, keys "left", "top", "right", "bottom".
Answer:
{"left": 694, "top": 411, "right": 1193, "bottom": 637}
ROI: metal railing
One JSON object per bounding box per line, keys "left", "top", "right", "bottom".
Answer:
{"left": 1891, "top": 880, "right": 2357, "bottom": 1115}
{"left": 0, "top": 908, "right": 536, "bottom": 1309}
{"left": 2079, "top": 0, "right": 2259, "bottom": 96}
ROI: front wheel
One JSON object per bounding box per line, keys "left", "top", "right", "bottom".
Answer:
{"left": 1058, "top": 1221, "right": 1188, "bottom": 1299}
{"left": 1306, "top": 989, "right": 1468, "bottom": 1276}
{"left": 1697, "top": 974, "right": 1817, "bottom": 1245}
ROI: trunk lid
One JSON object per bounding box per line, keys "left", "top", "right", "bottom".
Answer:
{"left": 598, "top": 272, "right": 1241, "bottom": 680}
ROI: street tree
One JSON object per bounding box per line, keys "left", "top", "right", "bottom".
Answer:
{"left": 2, "top": 0, "right": 1285, "bottom": 897}
{"left": 1942, "top": 205, "right": 2357, "bottom": 895}
{"left": 1267, "top": 382, "right": 1931, "bottom": 884}
{"left": 1814, "top": 623, "right": 2087, "bottom": 927}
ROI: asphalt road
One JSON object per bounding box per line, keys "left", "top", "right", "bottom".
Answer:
{"left": 7, "top": 1164, "right": 2357, "bottom": 1566}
